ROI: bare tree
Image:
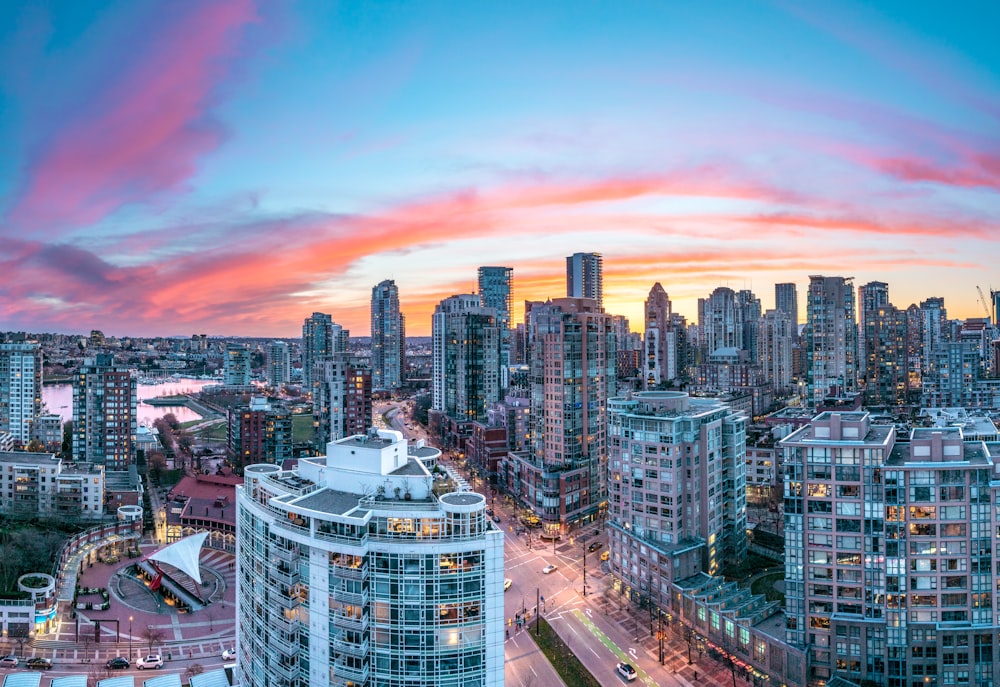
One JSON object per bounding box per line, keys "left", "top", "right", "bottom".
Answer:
{"left": 142, "top": 625, "right": 165, "bottom": 653}
{"left": 87, "top": 664, "right": 115, "bottom": 687}
{"left": 184, "top": 663, "right": 205, "bottom": 681}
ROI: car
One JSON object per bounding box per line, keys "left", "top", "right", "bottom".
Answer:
{"left": 222, "top": 648, "right": 237, "bottom": 661}
{"left": 542, "top": 564, "right": 558, "bottom": 574}
{"left": 588, "top": 541, "right": 602, "bottom": 552}
{"left": 504, "top": 578, "right": 513, "bottom": 591}
{"left": 601, "top": 550, "right": 610, "bottom": 561}
{"left": 26, "top": 657, "right": 52, "bottom": 670}
{"left": 0, "top": 656, "right": 17, "bottom": 668}
{"left": 617, "top": 662, "right": 637, "bottom": 681}
{"left": 137, "top": 654, "right": 163, "bottom": 670}
{"left": 106, "top": 657, "right": 130, "bottom": 670}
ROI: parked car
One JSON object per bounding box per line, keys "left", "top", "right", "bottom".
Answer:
{"left": 106, "top": 657, "right": 130, "bottom": 670}
{"left": 0, "top": 656, "right": 17, "bottom": 668}
{"left": 542, "top": 564, "right": 558, "bottom": 574}
{"left": 617, "top": 662, "right": 637, "bottom": 681}
{"left": 137, "top": 654, "right": 163, "bottom": 670}
{"left": 222, "top": 648, "right": 237, "bottom": 661}
{"left": 26, "top": 657, "right": 52, "bottom": 670}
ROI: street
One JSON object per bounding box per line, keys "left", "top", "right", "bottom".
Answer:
{"left": 378, "top": 400, "right": 744, "bottom": 687}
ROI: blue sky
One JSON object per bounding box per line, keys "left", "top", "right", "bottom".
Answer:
{"left": 1, "top": 0, "right": 998, "bottom": 336}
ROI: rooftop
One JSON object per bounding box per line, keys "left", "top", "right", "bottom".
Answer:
{"left": 292, "top": 488, "right": 362, "bottom": 517}
{"left": 0, "top": 451, "right": 60, "bottom": 466}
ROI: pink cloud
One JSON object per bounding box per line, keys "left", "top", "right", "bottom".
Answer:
{"left": 1, "top": 166, "right": 994, "bottom": 336}
{"left": 5, "top": 0, "right": 261, "bottom": 235}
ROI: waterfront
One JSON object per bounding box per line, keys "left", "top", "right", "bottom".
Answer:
{"left": 42, "top": 377, "right": 218, "bottom": 426}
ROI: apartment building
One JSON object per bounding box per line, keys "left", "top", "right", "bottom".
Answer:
{"left": 312, "top": 354, "right": 373, "bottom": 453}
{"left": 228, "top": 396, "right": 293, "bottom": 465}
{"left": 0, "top": 342, "right": 43, "bottom": 446}
{"left": 504, "top": 297, "right": 616, "bottom": 534}
{"left": 72, "top": 353, "right": 137, "bottom": 469}
{"left": 0, "top": 451, "right": 104, "bottom": 519}
{"left": 236, "top": 429, "right": 503, "bottom": 687}
{"left": 782, "top": 411, "right": 1000, "bottom": 686}
{"left": 607, "top": 391, "right": 747, "bottom": 603}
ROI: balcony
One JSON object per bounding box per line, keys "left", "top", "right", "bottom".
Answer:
{"left": 270, "top": 632, "right": 299, "bottom": 657}
{"left": 332, "top": 660, "right": 370, "bottom": 684}
{"left": 272, "top": 614, "right": 297, "bottom": 634}
{"left": 331, "top": 612, "right": 369, "bottom": 633}
{"left": 271, "top": 591, "right": 302, "bottom": 611}
{"left": 332, "top": 588, "right": 369, "bottom": 606}
{"left": 272, "top": 545, "right": 298, "bottom": 563}
{"left": 331, "top": 562, "right": 369, "bottom": 581}
{"left": 271, "top": 565, "right": 299, "bottom": 587}
{"left": 331, "top": 635, "right": 370, "bottom": 657}
{"left": 271, "top": 660, "right": 298, "bottom": 681}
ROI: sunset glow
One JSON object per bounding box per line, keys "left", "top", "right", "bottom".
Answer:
{"left": 1, "top": 1, "right": 997, "bottom": 336}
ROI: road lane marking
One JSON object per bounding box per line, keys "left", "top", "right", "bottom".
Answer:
{"left": 571, "top": 608, "right": 660, "bottom": 687}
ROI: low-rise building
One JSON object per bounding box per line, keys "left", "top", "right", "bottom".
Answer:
{"left": 0, "top": 452, "right": 104, "bottom": 519}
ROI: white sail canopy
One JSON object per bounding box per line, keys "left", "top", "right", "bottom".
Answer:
{"left": 147, "top": 532, "right": 209, "bottom": 585}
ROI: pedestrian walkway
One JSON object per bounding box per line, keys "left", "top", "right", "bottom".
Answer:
{"left": 56, "top": 531, "right": 141, "bottom": 602}
{"left": 23, "top": 537, "right": 238, "bottom": 668}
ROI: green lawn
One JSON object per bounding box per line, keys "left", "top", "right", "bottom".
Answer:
{"left": 751, "top": 572, "right": 785, "bottom": 603}
{"left": 293, "top": 414, "right": 314, "bottom": 442}
{"left": 533, "top": 617, "right": 603, "bottom": 687}
{"left": 193, "top": 421, "right": 228, "bottom": 441}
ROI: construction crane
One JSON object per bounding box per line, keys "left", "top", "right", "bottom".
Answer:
{"left": 977, "top": 286, "right": 991, "bottom": 321}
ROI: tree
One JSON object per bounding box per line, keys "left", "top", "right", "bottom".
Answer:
{"left": 62, "top": 421, "right": 74, "bottom": 458}
{"left": 184, "top": 663, "right": 205, "bottom": 681}
{"left": 87, "top": 664, "right": 115, "bottom": 687}
{"left": 148, "top": 451, "right": 167, "bottom": 482}
{"left": 142, "top": 625, "right": 165, "bottom": 653}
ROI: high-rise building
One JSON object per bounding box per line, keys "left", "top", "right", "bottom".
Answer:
{"left": 781, "top": 412, "right": 1000, "bottom": 687}
{"left": 805, "top": 275, "right": 858, "bottom": 405}
{"left": 228, "top": 396, "right": 293, "bottom": 466}
{"left": 736, "top": 289, "right": 762, "bottom": 361}
{"left": 918, "top": 297, "right": 948, "bottom": 387}
{"left": 478, "top": 266, "right": 513, "bottom": 389}
{"left": 311, "top": 354, "right": 373, "bottom": 453}
{"left": 758, "top": 309, "right": 794, "bottom": 394}
{"left": 922, "top": 341, "right": 980, "bottom": 407}
{"left": 608, "top": 391, "right": 747, "bottom": 597}
{"left": 566, "top": 252, "right": 603, "bottom": 309}
{"left": 236, "top": 430, "right": 503, "bottom": 687}
{"left": 224, "top": 343, "right": 251, "bottom": 387}
{"left": 0, "top": 342, "right": 43, "bottom": 446}
{"left": 862, "top": 304, "right": 909, "bottom": 407}
{"left": 371, "top": 280, "right": 405, "bottom": 391}
{"left": 857, "top": 281, "right": 890, "bottom": 378}
{"left": 432, "top": 295, "right": 500, "bottom": 423}
{"left": 697, "top": 287, "right": 762, "bottom": 360}
{"left": 775, "top": 282, "right": 799, "bottom": 338}
{"left": 266, "top": 341, "right": 291, "bottom": 388}
{"left": 302, "top": 313, "right": 347, "bottom": 389}
{"left": 506, "top": 298, "right": 615, "bottom": 534}
{"left": 72, "top": 354, "right": 137, "bottom": 470}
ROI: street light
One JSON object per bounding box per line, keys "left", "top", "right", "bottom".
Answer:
{"left": 128, "top": 615, "right": 133, "bottom": 660}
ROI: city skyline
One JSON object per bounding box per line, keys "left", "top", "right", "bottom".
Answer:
{"left": 1, "top": 1, "right": 998, "bottom": 337}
